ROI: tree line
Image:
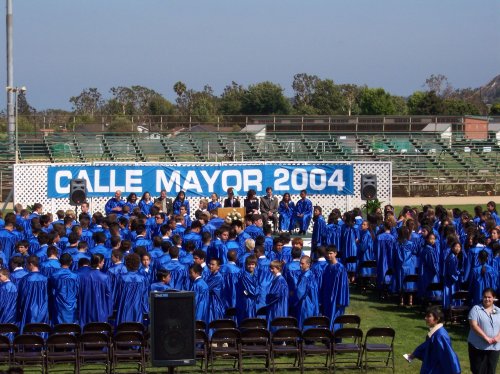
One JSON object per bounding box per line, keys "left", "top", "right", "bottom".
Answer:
{"left": 17, "top": 74, "right": 500, "bottom": 121}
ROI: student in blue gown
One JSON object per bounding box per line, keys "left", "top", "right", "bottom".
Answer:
{"left": 341, "top": 211, "right": 359, "bottom": 281}
{"left": 311, "top": 246, "right": 329, "bottom": 307}
{"left": 207, "top": 227, "right": 229, "bottom": 265}
{"left": 376, "top": 221, "right": 397, "bottom": 291}
{"left": 138, "top": 191, "right": 154, "bottom": 217}
{"left": 265, "top": 260, "right": 289, "bottom": 330}
{"left": 206, "top": 258, "right": 226, "bottom": 324}
{"left": 49, "top": 253, "right": 79, "bottom": 325}
{"left": 189, "top": 264, "right": 210, "bottom": 324}
{"left": 443, "top": 242, "right": 464, "bottom": 310}
{"left": 0, "top": 269, "right": 18, "bottom": 324}
{"left": 283, "top": 247, "right": 302, "bottom": 313}
{"left": 219, "top": 250, "right": 241, "bottom": 310}
{"left": 193, "top": 250, "right": 211, "bottom": 280}
{"left": 9, "top": 256, "right": 28, "bottom": 286}
{"left": 0, "top": 215, "right": 20, "bottom": 260}
{"left": 394, "top": 226, "right": 417, "bottom": 306}
{"left": 17, "top": 255, "right": 49, "bottom": 332}
{"left": 254, "top": 246, "right": 272, "bottom": 310}
{"left": 325, "top": 211, "right": 342, "bottom": 253}
{"left": 278, "top": 193, "right": 295, "bottom": 233}
{"left": 78, "top": 254, "right": 112, "bottom": 327}
{"left": 40, "top": 246, "right": 61, "bottom": 278}
{"left": 244, "top": 214, "right": 264, "bottom": 240}
{"left": 469, "top": 250, "right": 498, "bottom": 306}
{"left": 407, "top": 306, "right": 461, "bottom": 374}
{"left": 311, "top": 206, "right": 327, "bottom": 258}
{"left": 295, "top": 190, "right": 313, "bottom": 235}
{"left": 419, "top": 232, "right": 442, "bottom": 301}
{"left": 105, "top": 190, "right": 125, "bottom": 216}
{"left": 125, "top": 192, "right": 139, "bottom": 212}
{"left": 173, "top": 190, "right": 190, "bottom": 216}
{"left": 321, "top": 246, "right": 350, "bottom": 330}
{"left": 208, "top": 193, "right": 222, "bottom": 213}
{"left": 236, "top": 255, "right": 259, "bottom": 324}
{"left": 150, "top": 270, "right": 172, "bottom": 292}
{"left": 115, "top": 253, "right": 149, "bottom": 326}
{"left": 357, "top": 220, "right": 376, "bottom": 278}
{"left": 159, "top": 246, "right": 189, "bottom": 290}
{"left": 295, "top": 256, "right": 319, "bottom": 328}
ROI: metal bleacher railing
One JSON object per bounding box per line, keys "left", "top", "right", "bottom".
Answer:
{"left": 1, "top": 115, "right": 499, "bottom": 197}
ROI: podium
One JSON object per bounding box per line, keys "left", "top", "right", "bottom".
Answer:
{"left": 217, "top": 207, "right": 246, "bottom": 220}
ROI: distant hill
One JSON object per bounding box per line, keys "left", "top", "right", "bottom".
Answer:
{"left": 477, "top": 75, "right": 500, "bottom": 104}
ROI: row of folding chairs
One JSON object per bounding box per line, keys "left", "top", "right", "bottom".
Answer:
{"left": 195, "top": 326, "right": 395, "bottom": 374}
{"left": 197, "top": 315, "right": 361, "bottom": 332}
{"left": 0, "top": 321, "right": 147, "bottom": 337}
{"left": 0, "top": 322, "right": 148, "bottom": 374}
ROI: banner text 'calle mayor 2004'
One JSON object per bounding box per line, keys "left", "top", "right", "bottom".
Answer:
{"left": 47, "top": 164, "right": 354, "bottom": 198}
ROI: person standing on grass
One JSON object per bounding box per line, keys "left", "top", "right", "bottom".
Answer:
{"left": 468, "top": 288, "right": 500, "bottom": 374}
{"left": 266, "top": 260, "right": 288, "bottom": 331}
{"left": 407, "top": 306, "right": 461, "bottom": 374}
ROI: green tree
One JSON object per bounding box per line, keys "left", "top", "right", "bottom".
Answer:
{"left": 339, "top": 84, "right": 361, "bottom": 116}
{"left": 424, "top": 74, "right": 453, "bottom": 98}
{"left": 109, "top": 86, "right": 135, "bottom": 115}
{"left": 292, "top": 73, "right": 319, "bottom": 114}
{"left": 309, "top": 79, "right": 344, "bottom": 115}
{"left": 148, "top": 96, "right": 175, "bottom": 116}
{"left": 17, "top": 92, "right": 36, "bottom": 115}
{"left": 392, "top": 95, "right": 408, "bottom": 115}
{"left": 442, "top": 98, "right": 481, "bottom": 115}
{"left": 490, "top": 103, "right": 500, "bottom": 115}
{"left": 358, "top": 88, "right": 396, "bottom": 115}
{"left": 174, "top": 83, "right": 218, "bottom": 121}
{"left": 69, "top": 88, "right": 103, "bottom": 116}
{"left": 241, "top": 81, "right": 291, "bottom": 115}
{"left": 407, "top": 91, "right": 444, "bottom": 115}
{"left": 219, "top": 81, "right": 246, "bottom": 115}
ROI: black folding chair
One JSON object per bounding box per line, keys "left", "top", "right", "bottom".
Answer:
{"left": 363, "top": 327, "right": 395, "bottom": 373}
{"left": 270, "top": 327, "right": 302, "bottom": 374}
{"left": 331, "top": 327, "right": 363, "bottom": 372}
{"left": 301, "top": 327, "right": 332, "bottom": 373}
{"left": 13, "top": 334, "right": 46, "bottom": 373}
{"left": 112, "top": 331, "right": 145, "bottom": 374}
{"left": 240, "top": 328, "right": 271, "bottom": 373}
{"left": 46, "top": 333, "right": 79, "bottom": 373}
{"left": 209, "top": 328, "right": 242, "bottom": 374}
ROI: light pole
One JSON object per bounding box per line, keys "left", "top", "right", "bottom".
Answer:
{"left": 6, "top": 85, "right": 26, "bottom": 164}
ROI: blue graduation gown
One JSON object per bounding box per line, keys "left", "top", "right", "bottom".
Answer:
{"left": 17, "top": 272, "right": 49, "bottom": 331}
{"left": 376, "top": 232, "right": 396, "bottom": 289}
{"left": 419, "top": 244, "right": 441, "bottom": 299}
{"left": 161, "top": 260, "right": 188, "bottom": 290}
{"left": 311, "top": 259, "right": 328, "bottom": 302}
{"left": 206, "top": 271, "right": 226, "bottom": 323}
{"left": 311, "top": 215, "right": 327, "bottom": 254}
{"left": 394, "top": 240, "right": 417, "bottom": 293}
{"left": 236, "top": 270, "right": 259, "bottom": 324}
{"left": 173, "top": 199, "right": 190, "bottom": 215}
{"left": 49, "top": 268, "right": 80, "bottom": 324}
{"left": 115, "top": 271, "right": 149, "bottom": 325}
{"left": 236, "top": 232, "right": 252, "bottom": 257}
{"left": 295, "top": 269, "right": 319, "bottom": 328}
{"left": 208, "top": 201, "right": 222, "bottom": 212}
{"left": 341, "top": 225, "right": 359, "bottom": 272}
{"left": 183, "top": 232, "right": 202, "bottom": 251}
{"left": 266, "top": 274, "right": 288, "bottom": 330}
{"left": 443, "top": 253, "right": 462, "bottom": 309}
{"left": 10, "top": 268, "right": 29, "bottom": 287}
{"left": 256, "top": 256, "right": 273, "bottom": 309}
{"left": 284, "top": 260, "right": 302, "bottom": 308}
{"left": 207, "top": 238, "right": 228, "bottom": 265}
{"left": 469, "top": 264, "right": 498, "bottom": 305}
{"left": 190, "top": 277, "right": 210, "bottom": 324}
{"left": 357, "top": 230, "right": 375, "bottom": 276}
{"left": 295, "top": 199, "right": 313, "bottom": 232}
{"left": 278, "top": 201, "right": 295, "bottom": 232}
{"left": 107, "top": 262, "right": 128, "bottom": 310}
{"left": 412, "top": 326, "right": 461, "bottom": 374}
{"left": 0, "top": 228, "right": 19, "bottom": 260}
{"left": 0, "top": 281, "right": 17, "bottom": 324}
{"left": 40, "top": 259, "right": 62, "bottom": 278}
{"left": 244, "top": 225, "right": 264, "bottom": 240}
{"left": 150, "top": 282, "right": 172, "bottom": 292}
{"left": 220, "top": 262, "right": 241, "bottom": 309}
{"left": 325, "top": 223, "right": 342, "bottom": 249}
{"left": 321, "top": 262, "right": 350, "bottom": 330}
{"left": 78, "top": 268, "right": 112, "bottom": 326}
{"left": 139, "top": 200, "right": 154, "bottom": 216}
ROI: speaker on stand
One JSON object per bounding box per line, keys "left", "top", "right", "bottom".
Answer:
{"left": 69, "top": 178, "right": 87, "bottom": 217}
{"left": 150, "top": 291, "right": 196, "bottom": 371}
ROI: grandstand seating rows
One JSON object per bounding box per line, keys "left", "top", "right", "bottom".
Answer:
{"left": 3, "top": 130, "right": 500, "bottom": 196}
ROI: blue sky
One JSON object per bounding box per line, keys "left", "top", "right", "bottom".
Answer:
{"left": 1, "top": 0, "right": 499, "bottom": 110}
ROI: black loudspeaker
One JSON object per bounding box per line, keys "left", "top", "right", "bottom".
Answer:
{"left": 150, "top": 291, "right": 196, "bottom": 367}
{"left": 69, "top": 179, "right": 87, "bottom": 206}
{"left": 361, "top": 174, "right": 377, "bottom": 200}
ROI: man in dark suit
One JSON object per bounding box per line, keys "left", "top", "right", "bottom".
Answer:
{"left": 260, "top": 186, "right": 279, "bottom": 233}
{"left": 223, "top": 187, "right": 240, "bottom": 208}
{"left": 155, "top": 189, "right": 173, "bottom": 217}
